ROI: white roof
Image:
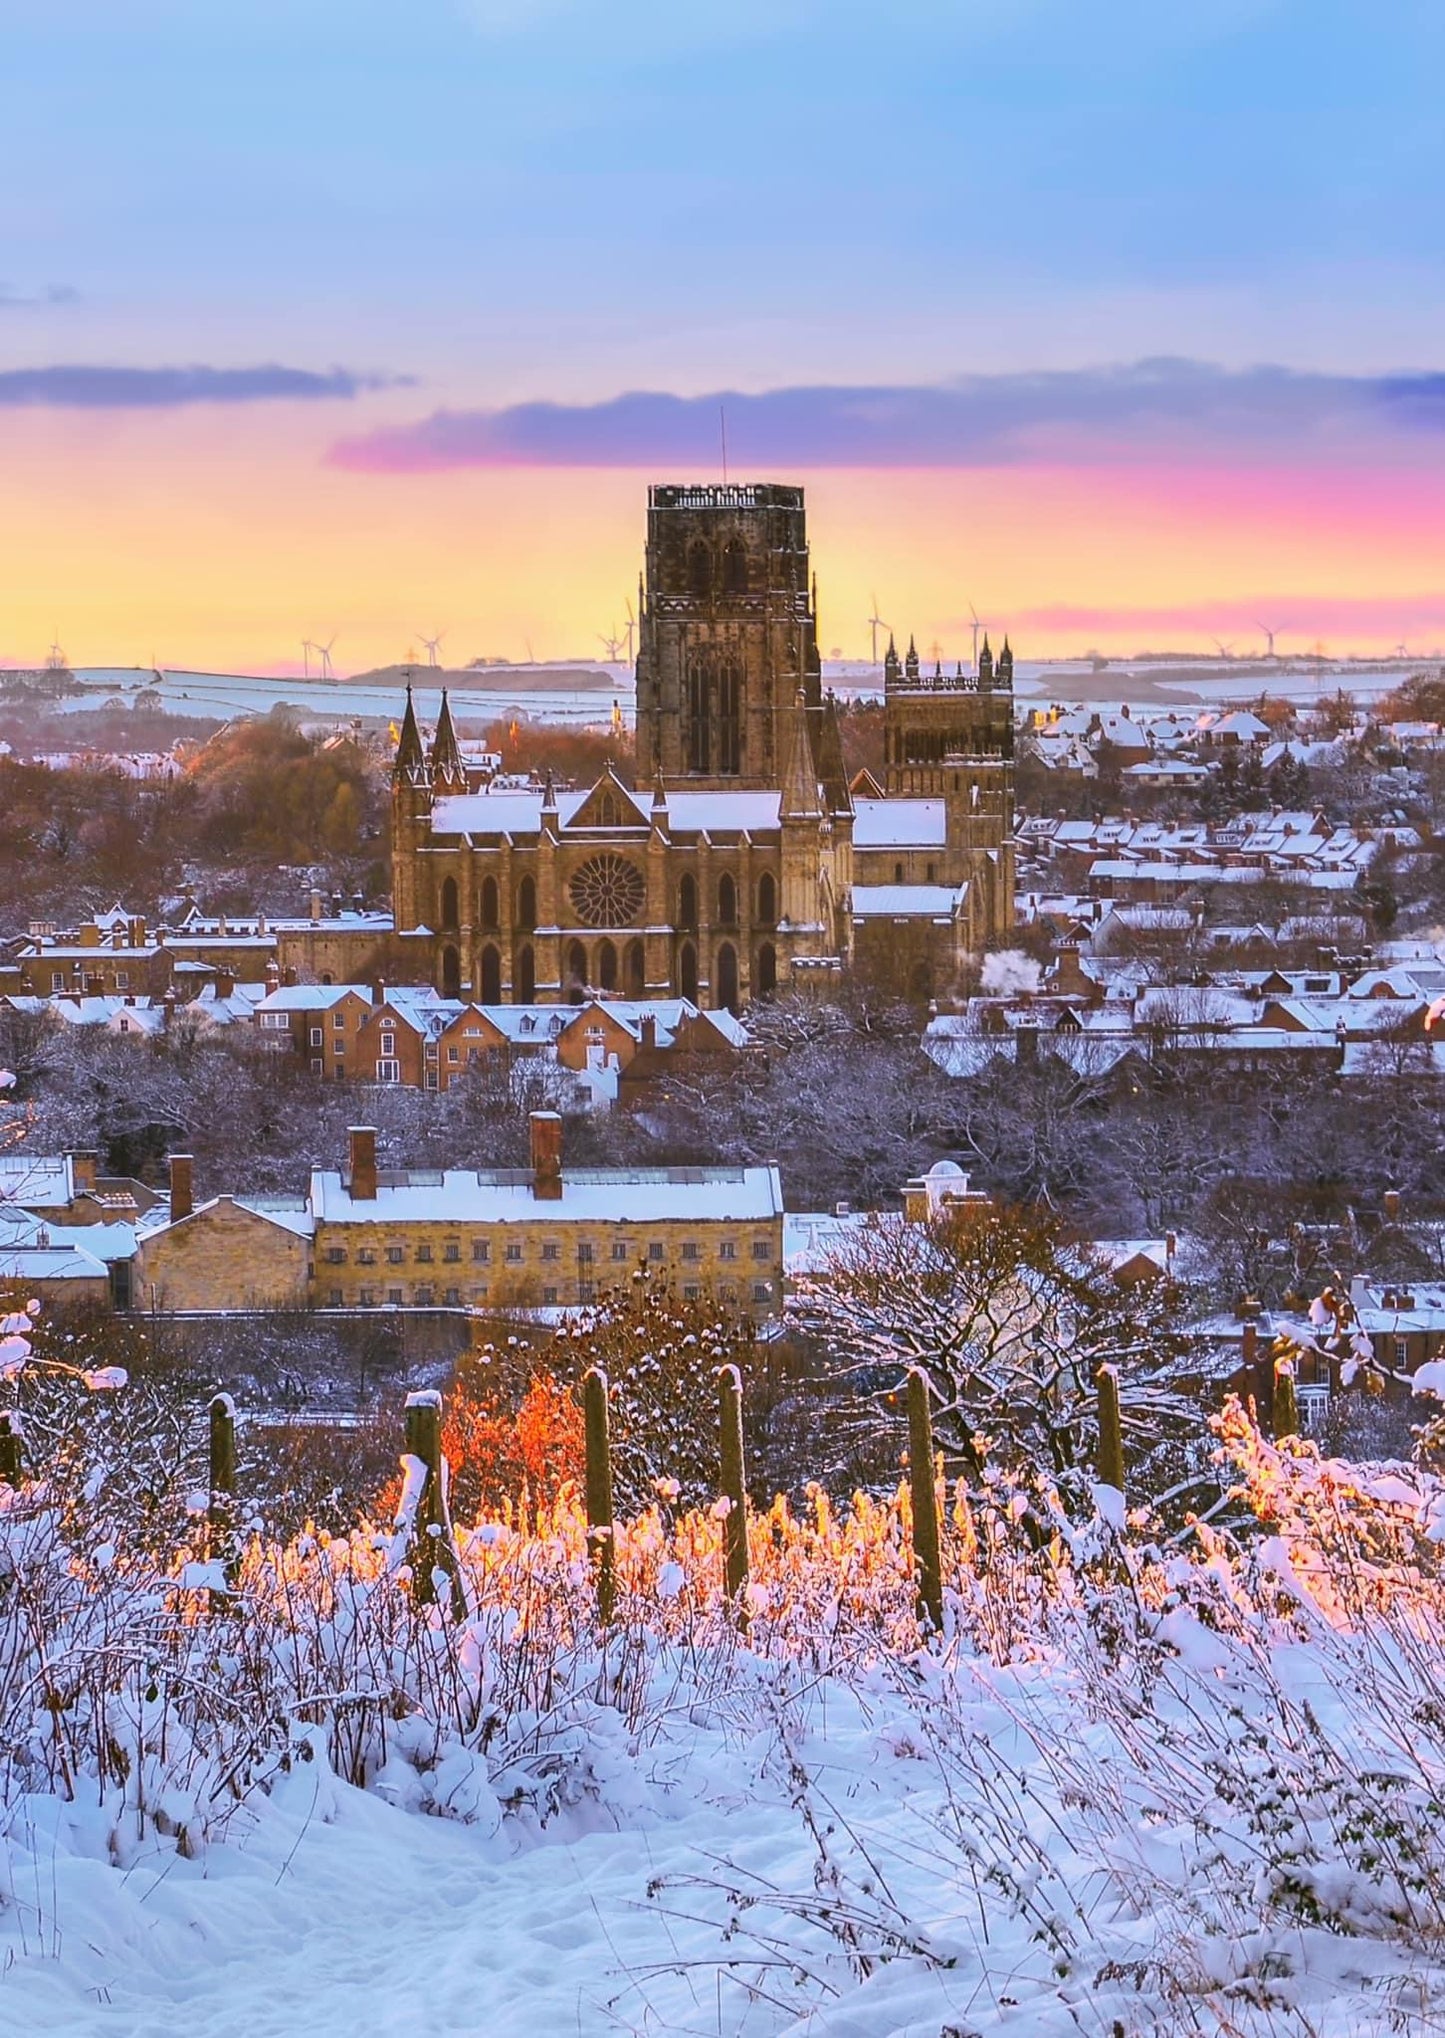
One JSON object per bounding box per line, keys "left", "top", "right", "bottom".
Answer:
{"left": 256, "top": 984, "right": 370, "bottom": 1013}
{"left": 0, "top": 1154, "right": 74, "bottom": 1209}
{"left": 852, "top": 799, "right": 947, "bottom": 848}
{"left": 851, "top": 884, "right": 962, "bottom": 919}
{"left": 309, "top": 1165, "right": 783, "bottom": 1227}
{"left": 431, "top": 788, "right": 785, "bottom": 837}
{"left": 0, "top": 1242, "right": 109, "bottom": 1283}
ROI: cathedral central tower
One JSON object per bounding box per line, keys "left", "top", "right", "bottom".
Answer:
{"left": 634, "top": 483, "right": 823, "bottom": 787}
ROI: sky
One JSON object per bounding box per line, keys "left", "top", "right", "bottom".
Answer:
{"left": 3, "top": 0, "right": 1445, "bottom": 671}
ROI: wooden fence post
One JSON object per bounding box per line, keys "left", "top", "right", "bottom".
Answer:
{"left": 208, "top": 1391, "right": 237, "bottom": 1609}
{"left": 0, "top": 1411, "right": 21, "bottom": 1487}
{"left": 583, "top": 1367, "right": 616, "bottom": 1625}
{"left": 1274, "top": 1355, "right": 1298, "bottom": 1441}
{"left": 907, "top": 1368, "right": 944, "bottom": 1634}
{"left": 1095, "top": 1364, "right": 1125, "bottom": 1501}
{"left": 718, "top": 1364, "right": 750, "bottom": 1622}
{"left": 403, "top": 1390, "right": 465, "bottom": 1619}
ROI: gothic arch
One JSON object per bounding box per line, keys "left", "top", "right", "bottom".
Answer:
{"left": 480, "top": 943, "right": 501, "bottom": 1003}
{"left": 516, "top": 875, "right": 537, "bottom": 931}
{"left": 679, "top": 940, "right": 698, "bottom": 1004}
{"left": 598, "top": 938, "right": 618, "bottom": 992}
{"left": 679, "top": 872, "right": 698, "bottom": 931}
{"left": 718, "top": 872, "right": 737, "bottom": 926}
{"left": 515, "top": 943, "right": 535, "bottom": 1003}
{"left": 722, "top": 537, "right": 748, "bottom": 594}
{"left": 624, "top": 938, "right": 645, "bottom": 997}
{"left": 441, "top": 944, "right": 461, "bottom": 998}
{"left": 479, "top": 875, "right": 499, "bottom": 930}
{"left": 439, "top": 876, "right": 459, "bottom": 931}
{"left": 688, "top": 540, "right": 712, "bottom": 598}
{"left": 756, "top": 942, "right": 777, "bottom": 997}
{"left": 566, "top": 939, "right": 588, "bottom": 1004}
{"left": 757, "top": 871, "right": 776, "bottom": 925}
{"left": 715, "top": 942, "right": 739, "bottom": 1015}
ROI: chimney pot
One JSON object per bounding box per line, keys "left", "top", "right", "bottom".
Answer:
{"left": 169, "top": 1153, "right": 194, "bottom": 1222}
{"left": 529, "top": 1110, "right": 563, "bottom": 1200}
{"left": 349, "top": 1126, "right": 378, "bottom": 1202}
{"left": 640, "top": 1014, "right": 656, "bottom": 1050}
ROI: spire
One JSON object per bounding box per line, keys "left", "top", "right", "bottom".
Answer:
{"left": 781, "top": 690, "right": 824, "bottom": 819}
{"left": 541, "top": 767, "right": 558, "bottom": 822}
{"left": 998, "top": 636, "right": 1015, "bottom": 688}
{"left": 428, "top": 689, "right": 465, "bottom": 789}
{"left": 978, "top": 635, "right": 995, "bottom": 689}
{"left": 393, "top": 685, "right": 426, "bottom": 785}
{"left": 905, "top": 636, "right": 920, "bottom": 682}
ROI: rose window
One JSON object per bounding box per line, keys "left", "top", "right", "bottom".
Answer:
{"left": 569, "top": 853, "right": 645, "bottom": 928}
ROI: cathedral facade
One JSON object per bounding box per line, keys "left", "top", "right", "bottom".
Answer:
{"left": 390, "top": 482, "right": 1015, "bottom": 1009}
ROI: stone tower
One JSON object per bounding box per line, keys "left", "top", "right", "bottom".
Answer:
{"left": 635, "top": 483, "right": 828, "bottom": 789}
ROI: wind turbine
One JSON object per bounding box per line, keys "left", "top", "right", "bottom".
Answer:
{"left": 598, "top": 628, "right": 624, "bottom": 661}
{"left": 1213, "top": 638, "right": 1234, "bottom": 660}
{"left": 301, "top": 638, "right": 315, "bottom": 679}
{"left": 420, "top": 630, "right": 445, "bottom": 670}
{"left": 1256, "top": 622, "right": 1280, "bottom": 660}
{"left": 46, "top": 632, "right": 66, "bottom": 672}
{"left": 866, "top": 595, "right": 891, "bottom": 664}
{"left": 314, "top": 635, "right": 338, "bottom": 681}
{"left": 968, "top": 603, "right": 984, "bottom": 670}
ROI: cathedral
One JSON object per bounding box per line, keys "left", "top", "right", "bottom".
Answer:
{"left": 390, "top": 482, "right": 1015, "bottom": 1009}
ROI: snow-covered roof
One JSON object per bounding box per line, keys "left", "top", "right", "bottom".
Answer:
{"left": 0, "top": 1154, "right": 74, "bottom": 1209}
{"left": 783, "top": 1209, "right": 871, "bottom": 1274}
{"left": 0, "top": 1241, "right": 109, "bottom": 1283}
{"left": 850, "top": 884, "right": 962, "bottom": 919}
{"left": 431, "top": 788, "right": 787, "bottom": 838}
{"left": 310, "top": 1165, "right": 784, "bottom": 1227}
{"left": 852, "top": 799, "right": 947, "bottom": 848}
{"left": 255, "top": 984, "right": 370, "bottom": 1013}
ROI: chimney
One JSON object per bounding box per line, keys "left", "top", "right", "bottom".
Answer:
{"left": 349, "top": 1126, "right": 378, "bottom": 1202}
{"left": 1384, "top": 1187, "right": 1402, "bottom": 1222}
{"left": 169, "top": 1153, "right": 194, "bottom": 1222}
{"left": 281, "top": 967, "right": 297, "bottom": 988}
{"left": 371, "top": 979, "right": 386, "bottom": 1007}
{"left": 530, "top": 1110, "right": 563, "bottom": 1200}
{"left": 1242, "top": 1320, "right": 1258, "bottom": 1367}
{"left": 68, "top": 1149, "right": 98, "bottom": 1195}
{"left": 213, "top": 968, "right": 234, "bottom": 1001}
{"left": 640, "top": 1014, "right": 657, "bottom": 1050}
{"left": 310, "top": 889, "right": 323, "bottom": 924}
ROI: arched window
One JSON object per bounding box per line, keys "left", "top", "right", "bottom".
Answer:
{"left": 688, "top": 541, "right": 712, "bottom": 598}
{"left": 441, "top": 944, "right": 461, "bottom": 999}
{"left": 625, "top": 938, "right": 645, "bottom": 997}
{"left": 679, "top": 940, "right": 698, "bottom": 1004}
{"left": 894, "top": 862, "right": 904, "bottom": 884}
{"left": 757, "top": 872, "right": 776, "bottom": 925}
{"left": 756, "top": 942, "right": 777, "bottom": 996}
{"left": 598, "top": 938, "right": 618, "bottom": 991}
{"left": 515, "top": 943, "right": 535, "bottom": 1004}
{"left": 566, "top": 939, "right": 588, "bottom": 1004}
{"left": 715, "top": 941, "right": 739, "bottom": 1015}
{"left": 717, "top": 659, "right": 740, "bottom": 774}
{"left": 440, "top": 876, "right": 459, "bottom": 931}
{"left": 718, "top": 872, "right": 737, "bottom": 926}
{"left": 516, "top": 875, "right": 536, "bottom": 931}
{"left": 480, "top": 876, "right": 499, "bottom": 930}
{"left": 679, "top": 872, "right": 698, "bottom": 931}
{"left": 722, "top": 538, "right": 747, "bottom": 594}
{"left": 480, "top": 944, "right": 501, "bottom": 1003}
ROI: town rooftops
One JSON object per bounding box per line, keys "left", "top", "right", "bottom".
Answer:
{"left": 309, "top": 1163, "right": 784, "bottom": 1226}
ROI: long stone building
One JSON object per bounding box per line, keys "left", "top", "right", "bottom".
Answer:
{"left": 391, "top": 481, "right": 1015, "bottom": 1008}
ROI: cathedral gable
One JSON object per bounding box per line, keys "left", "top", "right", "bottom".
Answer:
{"left": 565, "top": 770, "right": 648, "bottom": 834}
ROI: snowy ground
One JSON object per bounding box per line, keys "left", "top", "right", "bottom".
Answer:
{"left": 7, "top": 1635, "right": 1444, "bottom": 2038}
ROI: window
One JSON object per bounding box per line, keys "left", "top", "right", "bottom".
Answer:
{"left": 894, "top": 862, "right": 904, "bottom": 884}
{"left": 505, "top": 1241, "right": 523, "bottom": 1262}
{"left": 648, "top": 1242, "right": 665, "bottom": 1261}
{"left": 387, "top": 1245, "right": 404, "bottom": 1264}
{"left": 926, "top": 862, "right": 936, "bottom": 883}
{"left": 425, "top": 1073, "right": 439, "bottom": 1092}
{"left": 377, "top": 1059, "right": 401, "bottom": 1084}
{"left": 443, "top": 1241, "right": 460, "bottom": 1262}
{"left": 311, "top": 1058, "right": 324, "bottom": 1075}
{"left": 426, "top": 1043, "right": 438, "bottom": 1060}
{"left": 444, "top": 1287, "right": 461, "bottom": 1307}
{"left": 325, "top": 1246, "right": 346, "bottom": 1264}
{"left": 1396, "top": 1336, "right": 1409, "bottom": 1366}
{"left": 415, "top": 1285, "right": 433, "bottom": 1306}
{"left": 577, "top": 1242, "right": 594, "bottom": 1264}
{"left": 541, "top": 1241, "right": 560, "bottom": 1261}
{"left": 472, "top": 1284, "right": 489, "bottom": 1303}
{"left": 611, "top": 1241, "right": 628, "bottom": 1261}
{"left": 329, "top": 1287, "right": 343, "bottom": 1307}
{"left": 683, "top": 1283, "right": 700, "bottom": 1300}
{"left": 357, "top": 1247, "right": 376, "bottom": 1265}
{"left": 472, "top": 1239, "right": 490, "bottom": 1262}
{"left": 359, "top": 1287, "right": 375, "bottom": 1307}
{"left": 751, "top": 1239, "right": 771, "bottom": 1260}
{"left": 50, "top": 971, "right": 65, "bottom": 992}
{"left": 415, "top": 1242, "right": 432, "bottom": 1262}
{"left": 542, "top": 1285, "right": 558, "bottom": 1306}
{"left": 310, "top": 1027, "right": 324, "bottom": 1047}
{"left": 681, "top": 1241, "right": 700, "bottom": 1261}
{"left": 387, "top": 1286, "right": 403, "bottom": 1305}
{"left": 380, "top": 1032, "right": 395, "bottom": 1057}
{"left": 116, "top": 972, "right": 130, "bottom": 991}
{"left": 334, "top": 1011, "right": 346, "bottom": 1030}
{"left": 719, "top": 1241, "right": 737, "bottom": 1261}
{"left": 752, "top": 1282, "right": 771, "bottom": 1303}
{"left": 447, "top": 1046, "right": 459, "bottom": 1064}
{"left": 578, "top": 1281, "right": 595, "bottom": 1304}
